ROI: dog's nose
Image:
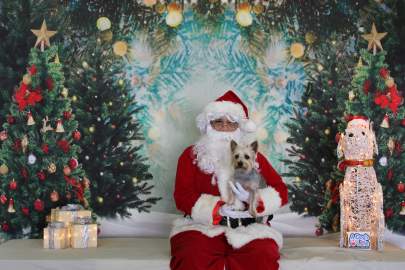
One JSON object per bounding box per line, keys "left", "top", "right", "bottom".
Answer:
{"left": 237, "top": 161, "right": 243, "bottom": 167}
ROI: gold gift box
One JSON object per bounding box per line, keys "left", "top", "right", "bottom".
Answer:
{"left": 70, "top": 224, "right": 98, "bottom": 248}
{"left": 52, "top": 209, "right": 92, "bottom": 226}
{"left": 43, "top": 225, "right": 69, "bottom": 249}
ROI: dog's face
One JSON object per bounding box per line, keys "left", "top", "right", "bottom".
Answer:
{"left": 230, "top": 140, "right": 258, "bottom": 173}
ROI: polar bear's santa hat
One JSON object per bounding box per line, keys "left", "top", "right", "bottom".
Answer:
{"left": 196, "top": 90, "right": 256, "bottom": 133}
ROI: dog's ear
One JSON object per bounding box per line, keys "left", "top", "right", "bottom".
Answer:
{"left": 250, "top": 141, "right": 258, "bottom": 153}
{"left": 230, "top": 140, "right": 238, "bottom": 152}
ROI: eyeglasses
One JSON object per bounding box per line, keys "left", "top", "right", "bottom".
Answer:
{"left": 210, "top": 119, "right": 239, "bottom": 129}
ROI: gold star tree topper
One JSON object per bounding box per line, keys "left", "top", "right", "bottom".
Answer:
{"left": 31, "top": 20, "right": 57, "bottom": 51}
{"left": 362, "top": 23, "right": 387, "bottom": 55}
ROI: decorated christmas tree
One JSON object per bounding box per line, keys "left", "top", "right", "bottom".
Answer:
{"left": 0, "top": 21, "right": 90, "bottom": 238}
{"left": 340, "top": 24, "right": 405, "bottom": 233}
{"left": 66, "top": 27, "right": 159, "bottom": 218}
{"left": 283, "top": 35, "right": 356, "bottom": 233}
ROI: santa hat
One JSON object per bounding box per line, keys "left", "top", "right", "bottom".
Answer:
{"left": 196, "top": 90, "right": 256, "bottom": 133}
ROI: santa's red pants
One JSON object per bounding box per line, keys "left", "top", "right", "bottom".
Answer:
{"left": 170, "top": 231, "right": 280, "bottom": 270}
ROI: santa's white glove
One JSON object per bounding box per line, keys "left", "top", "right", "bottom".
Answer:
{"left": 229, "top": 182, "right": 249, "bottom": 203}
{"left": 219, "top": 204, "right": 253, "bottom": 219}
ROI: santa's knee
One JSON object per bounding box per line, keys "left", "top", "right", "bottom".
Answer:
{"left": 245, "top": 239, "right": 280, "bottom": 261}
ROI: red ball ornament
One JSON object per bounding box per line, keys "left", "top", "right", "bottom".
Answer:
{"left": 37, "top": 171, "right": 46, "bottom": 181}
{"left": 7, "top": 115, "right": 16, "bottom": 124}
{"left": 327, "top": 80, "right": 333, "bottom": 86}
{"left": 29, "top": 64, "right": 37, "bottom": 75}
{"left": 397, "top": 182, "right": 405, "bottom": 193}
{"left": 63, "top": 166, "right": 71, "bottom": 176}
{"left": 63, "top": 111, "right": 72, "bottom": 120}
{"left": 21, "top": 207, "right": 29, "bottom": 216}
{"left": 41, "top": 144, "right": 49, "bottom": 154}
{"left": 315, "top": 227, "right": 324, "bottom": 237}
{"left": 401, "top": 119, "right": 405, "bottom": 127}
{"left": 0, "top": 130, "right": 8, "bottom": 141}
{"left": 34, "top": 199, "right": 44, "bottom": 212}
{"left": 57, "top": 139, "right": 70, "bottom": 153}
{"left": 379, "top": 68, "right": 389, "bottom": 79}
{"left": 387, "top": 169, "right": 393, "bottom": 181}
{"left": 72, "top": 130, "right": 81, "bottom": 141}
{"left": 0, "top": 194, "right": 7, "bottom": 204}
{"left": 1, "top": 223, "right": 10, "bottom": 232}
{"left": 20, "top": 167, "right": 28, "bottom": 179}
{"left": 385, "top": 208, "right": 394, "bottom": 218}
{"left": 68, "top": 158, "right": 79, "bottom": 170}
{"left": 45, "top": 77, "right": 54, "bottom": 90}
{"left": 363, "top": 79, "right": 372, "bottom": 95}
{"left": 13, "top": 139, "right": 22, "bottom": 152}
{"left": 9, "top": 179, "right": 17, "bottom": 190}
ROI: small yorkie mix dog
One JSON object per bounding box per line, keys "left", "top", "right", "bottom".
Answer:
{"left": 228, "top": 140, "right": 262, "bottom": 217}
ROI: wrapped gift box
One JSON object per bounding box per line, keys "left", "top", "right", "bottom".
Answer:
{"left": 71, "top": 223, "right": 97, "bottom": 248}
{"left": 51, "top": 204, "right": 91, "bottom": 226}
{"left": 43, "top": 222, "right": 69, "bottom": 249}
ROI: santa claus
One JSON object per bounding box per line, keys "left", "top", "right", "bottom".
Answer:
{"left": 170, "top": 90, "right": 288, "bottom": 270}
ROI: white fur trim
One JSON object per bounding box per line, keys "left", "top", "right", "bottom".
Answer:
{"left": 241, "top": 119, "right": 256, "bottom": 132}
{"left": 225, "top": 223, "right": 283, "bottom": 249}
{"left": 196, "top": 101, "right": 246, "bottom": 133}
{"left": 255, "top": 186, "right": 282, "bottom": 216}
{"left": 170, "top": 217, "right": 283, "bottom": 250}
{"left": 191, "top": 194, "right": 221, "bottom": 225}
{"left": 170, "top": 217, "right": 225, "bottom": 239}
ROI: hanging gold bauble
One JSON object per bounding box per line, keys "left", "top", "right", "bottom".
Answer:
{"left": 61, "top": 87, "right": 69, "bottom": 98}
{"left": 252, "top": 3, "right": 264, "bottom": 15}
{"left": 236, "top": 10, "right": 253, "bottom": 27}
{"left": 0, "top": 164, "right": 9, "bottom": 175}
{"left": 97, "top": 196, "right": 104, "bottom": 204}
{"left": 305, "top": 32, "right": 317, "bottom": 45}
{"left": 290, "top": 42, "right": 305, "bottom": 58}
{"left": 155, "top": 2, "right": 166, "bottom": 14}
{"left": 113, "top": 41, "right": 128, "bottom": 57}
{"left": 48, "top": 163, "right": 57, "bottom": 174}
{"left": 166, "top": 8, "right": 183, "bottom": 28}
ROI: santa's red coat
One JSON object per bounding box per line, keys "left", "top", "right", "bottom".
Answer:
{"left": 170, "top": 145, "right": 288, "bottom": 249}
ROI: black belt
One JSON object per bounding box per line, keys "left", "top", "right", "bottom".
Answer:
{"left": 219, "top": 216, "right": 257, "bottom": 228}
{"left": 218, "top": 215, "right": 273, "bottom": 229}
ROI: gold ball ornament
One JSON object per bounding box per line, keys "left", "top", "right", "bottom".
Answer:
{"left": 324, "top": 128, "right": 331, "bottom": 135}
{"left": 305, "top": 32, "right": 317, "bottom": 45}
{"left": 89, "top": 126, "right": 95, "bottom": 133}
{"left": 155, "top": 2, "right": 166, "bottom": 14}
{"left": 132, "top": 177, "right": 138, "bottom": 184}
{"left": 96, "top": 17, "right": 111, "bottom": 31}
{"left": 97, "top": 196, "right": 104, "bottom": 204}
{"left": 143, "top": 0, "right": 157, "bottom": 7}
{"left": 305, "top": 137, "right": 309, "bottom": 142}
{"left": 386, "top": 77, "right": 395, "bottom": 88}
{"left": 317, "top": 64, "right": 324, "bottom": 72}
{"left": 72, "top": 95, "right": 78, "bottom": 102}
{"left": 61, "top": 87, "right": 69, "bottom": 98}
{"left": 100, "top": 30, "right": 113, "bottom": 42}
{"left": 113, "top": 41, "right": 128, "bottom": 57}
{"left": 48, "top": 163, "right": 57, "bottom": 174}
{"left": 118, "top": 79, "right": 124, "bottom": 86}
{"left": 23, "top": 74, "right": 32, "bottom": 85}
{"left": 0, "top": 164, "right": 9, "bottom": 175}
{"left": 307, "top": 98, "right": 313, "bottom": 105}
{"left": 290, "top": 42, "right": 305, "bottom": 58}
{"left": 252, "top": 3, "right": 264, "bottom": 15}
{"left": 236, "top": 3, "right": 253, "bottom": 27}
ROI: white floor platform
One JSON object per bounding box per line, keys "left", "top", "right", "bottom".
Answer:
{"left": 0, "top": 234, "right": 404, "bottom": 270}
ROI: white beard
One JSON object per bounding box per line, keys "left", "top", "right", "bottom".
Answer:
{"left": 193, "top": 125, "right": 241, "bottom": 175}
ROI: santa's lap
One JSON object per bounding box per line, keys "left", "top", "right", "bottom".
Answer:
{"left": 170, "top": 230, "right": 280, "bottom": 270}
